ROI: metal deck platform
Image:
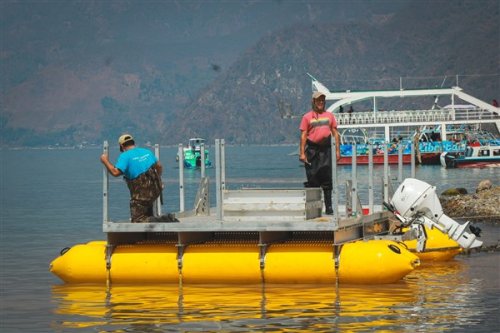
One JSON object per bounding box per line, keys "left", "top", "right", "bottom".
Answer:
{"left": 103, "top": 211, "right": 391, "bottom": 233}
{"left": 103, "top": 211, "right": 393, "bottom": 250}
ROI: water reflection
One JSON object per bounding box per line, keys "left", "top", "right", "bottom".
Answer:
{"left": 51, "top": 259, "right": 490, "bottom": 332}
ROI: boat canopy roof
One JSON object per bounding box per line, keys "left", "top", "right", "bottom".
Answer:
{"left": 308, "top": 74, "right": 499, "bottom": 115}
{"left": 189, "top": 138, "right": 205, "bottom": 145}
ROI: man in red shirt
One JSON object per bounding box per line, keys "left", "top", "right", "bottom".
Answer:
{"left": 299, "top": 91, "right": 341, "bottom": 215}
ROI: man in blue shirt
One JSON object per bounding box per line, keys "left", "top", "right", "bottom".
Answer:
{"left": 100, "top": 134, "right": 163, "bottom": 222}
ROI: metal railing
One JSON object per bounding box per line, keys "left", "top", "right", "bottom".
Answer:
{"left": 335, "top": 108, "right": 498, "bottom": 126}
{"left": 102, "top": 139, "right": 417, "bottom": 224}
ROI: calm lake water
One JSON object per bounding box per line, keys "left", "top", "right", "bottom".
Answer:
{"left": 1, "top": 145, "right": 499, "bottom": 332}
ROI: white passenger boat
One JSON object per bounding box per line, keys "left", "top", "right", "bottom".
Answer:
{"left": 440, "top": 144, "right": 500, "bottom": 168}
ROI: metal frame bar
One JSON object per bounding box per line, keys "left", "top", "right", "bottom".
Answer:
{"left": 383, "top": 143, "right": 389, "bottom": 203}
{"left": 178, "top": 144, "right": 185, "bottom": 212}
{"left": 103, "top": 141, "right": 109, "bottom": 224}
{"left": 215, "top": 139, "right": 226, "bottom": 220}
{"left": 398, "top": 144, "right": 403, "bottom": 183}
{"left": 154, "top": 144, "right": 162, "bottom": 217}
{"left": 368, "top": 143, "right": 374, "bottom": 214}
{"left": 200, "top": 143, "right": 206, "bottom": 178}
{"left": 351, "top": 144, "right": 357, "bottom": 215}
{"left": 331, "top": 136, "right": 339, "bottom": 225}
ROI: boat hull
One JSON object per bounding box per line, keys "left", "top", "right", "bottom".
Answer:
{"left": 419, "top": 152, "right": 442, "bottom": 165}
{"left": 182, "top": 149, "right": 212, "bottom": 169}
{"left": 440, "top": 152, "right": 500, "bottom": 168}
{"left": 338, "top": 139, "right": 480, "bottom": 165}
{"left": 338, "top": 154, "right": 413, "bottom": 165}
{"left": 50, "top": 240, "right": 420, "bottom": 285}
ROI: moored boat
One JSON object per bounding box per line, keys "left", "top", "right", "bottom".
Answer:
{"left": 440, "top": 144, "right": 500, "bottom": 168}
{"left": 306, "top": 75, "right": 500, "bottom": 167}
{"left": 176, "top": 138, "right": 212, "bottom": 169}
{"left": 338, "top": 151, "right": 413, "bottom": 165}
{"left": 337, "top": 128, "right": 469, "bottom": 165}
{"left": 338, "top": 128, "right": 414, "bottom": 165}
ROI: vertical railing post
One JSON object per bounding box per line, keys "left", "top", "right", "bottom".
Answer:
{"left": 398, "top": 144, "right": 403, "bottom": 184}
{"left": 384, "top": 125, "right": 390, "bottom": 144}
{"left": 331, "top": 136, "right": 338, "bottom": 225}
{"left": 351, "top": 144, "right": 357, "bottom": 216}
{"left": 221, "top": 139, "right": 226, "bottom": 194}
{"left": 411, "top": 142, "right": 416, "bottom": 178}
{"left": 200, "top": 143, "right": 206, "bottom": 178}
{"left": 178, "top": 144, "right": 185, "bottom": 212}
{"left": 345, "top": 180, "right": 352, "bottom": 217}
{"left": 154, "top": 144, "right": 162, "bottom": 217}
{"left": 383, "top": 142, "right": 389, "bottom": 203}
{"left": 103, "top": 141, "right": 109, "bottom": 224}
{"left": 368, "top": 143, "right": 374, "bottom": 214}
{"left": 215, "top": 139, "right": 225, "bottom": 221}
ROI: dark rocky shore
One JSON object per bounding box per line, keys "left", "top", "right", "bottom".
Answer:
{"left": 440, "top": 181, "right": 500, "bottom": 224}
{"left": 439, "top": 180, "right": 500, "bottom": 253}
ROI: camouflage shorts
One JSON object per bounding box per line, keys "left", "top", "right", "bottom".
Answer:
{"left": 126, "top": 167, "right": 162, "bottom": 222}
{"left": 130, "top": 200, "right": 154, "bottom": 222}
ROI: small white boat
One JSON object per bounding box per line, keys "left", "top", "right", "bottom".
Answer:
{"left": 440, "top": 144, "right": 500, "bottom": 168}
{"left": 176, "top": 138, "right": 212, "bottom": 169}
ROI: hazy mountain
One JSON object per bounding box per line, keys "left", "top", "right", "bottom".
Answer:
{"left": 161, "top": 0, "right": 499, "bottom": 145}
{"left": 1, "top": 0, "right": 498, "bottom": 147}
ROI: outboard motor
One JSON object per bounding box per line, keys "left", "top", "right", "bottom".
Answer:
{"left": 390, "top": 178, "right": 482, "bottom": 250}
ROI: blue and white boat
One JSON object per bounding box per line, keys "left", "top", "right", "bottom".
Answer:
{"left": 440, "top": 143, "right": 500, "bottom": 168}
